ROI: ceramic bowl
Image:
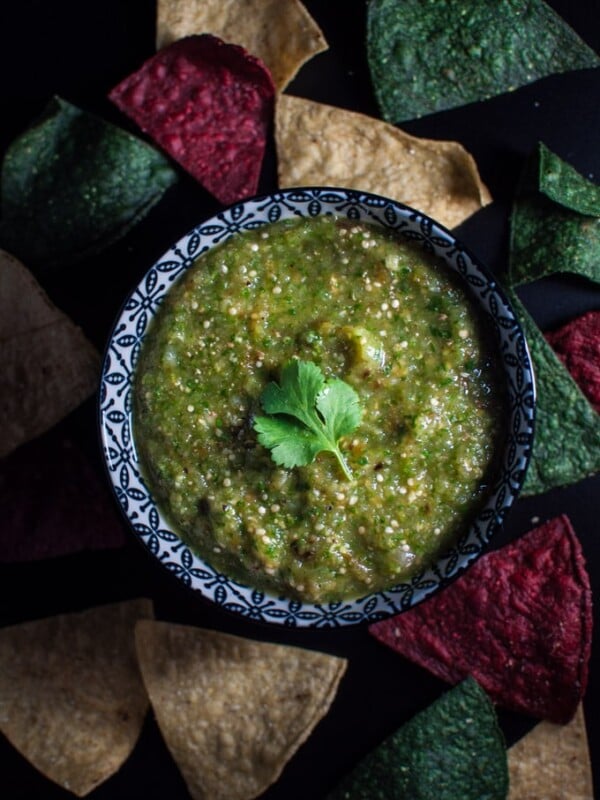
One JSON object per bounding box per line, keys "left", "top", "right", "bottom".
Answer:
{"left": 99, "top": 188, "right": 535, "bottom": 627}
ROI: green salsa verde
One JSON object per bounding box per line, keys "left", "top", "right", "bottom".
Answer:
{"left": 135, "top": 216, "right": 506, "bottom": 602}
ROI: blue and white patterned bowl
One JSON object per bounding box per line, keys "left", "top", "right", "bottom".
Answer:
{"left": 99, "top": 188, "right": 535, "bottom": 628}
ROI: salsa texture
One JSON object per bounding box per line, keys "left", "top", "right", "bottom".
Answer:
{"left": 134, "top": 216, "right": 506, "bottom": 602}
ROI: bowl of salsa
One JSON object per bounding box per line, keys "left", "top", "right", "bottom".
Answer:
{"left": 100, "top": 188, "right": 535, "bottom": 627}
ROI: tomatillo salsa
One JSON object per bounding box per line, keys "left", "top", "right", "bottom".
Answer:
{"left": 134, "top": 216, "right": 506, "bottom": 602}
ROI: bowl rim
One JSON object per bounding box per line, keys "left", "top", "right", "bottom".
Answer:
{"left": 98, "top": 186, "right": 536, "bottom": 628}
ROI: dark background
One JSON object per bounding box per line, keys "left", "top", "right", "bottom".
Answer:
{"left": 1, "top": 1, "right": 599, "bottom": 797}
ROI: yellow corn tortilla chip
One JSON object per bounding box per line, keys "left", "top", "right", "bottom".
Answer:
{"left": 508, "top": 704, "right": 594, "bottom": 799}
{"left": 135, "top": 621, "right": 347, "bottom": 800}
{"left": 156, "top": 0, "right": 328, "bottom": 91}
{"left": 0, "top": 599, "right": 153, "bottom": 796}
{"left": 0, "top": 249, "right": 100, "bottom": 458}
{"left": 276, "top": 94, "right": 492, "bottom": 229}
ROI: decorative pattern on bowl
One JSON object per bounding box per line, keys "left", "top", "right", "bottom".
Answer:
{"left": 99, "top": 188, "right": 535, "bottom": 628}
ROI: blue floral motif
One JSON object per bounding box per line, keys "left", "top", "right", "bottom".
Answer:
{"left": 99, "top": 189, "right": 535, "bottom": 628}
{"left": 125, "top": 270, "right": 165, "bottom": 326}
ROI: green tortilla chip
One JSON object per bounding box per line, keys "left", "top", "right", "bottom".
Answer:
{"left": 509, "top": 291, "right": 600, "bottom": 495}
{"left": 509, "top": 143, "right": 600, "bottom": 286}
{"left": 367, "top": 0, "right": 600, "bottom": 123}
{"left": 0, "top": 97, "right": 177, "bottom": 270}
{"left": 327, "top": 677, "right": 507, "bottom": 800}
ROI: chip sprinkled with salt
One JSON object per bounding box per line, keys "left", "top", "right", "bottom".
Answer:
{"left": 368, "top": 0, "right": 600, "bottom": 123}
{"left": 276, "top": 94, "right": 491, "bottom": 229}
{"left": 0, "top": 600, "right": 153, "bottom": 797}
{"left": 135, "top": 621, "right": 347, "bottom": 800}
{"left": 509, "top": 142, "right": 600, "bottom": 287}
{"left": 109, "top": 35, "right": 275, "bottom": 205}
{"left": 545, "top": 310, "right": 600, "bottom": 415}
{"left": 0, "top": 98, "right": 177, "bottom": 270}
{"left": 509, "top": 290, "right": 600, "bottom": 496}
{"left": 508, "top": 704, "right": 593, "bottom": 799}
{"left": 0, "top": 249, "right": 99, "bottom": 459}
{"left": 369, "top": 515, "right": 592, "bottom": 724}
{"left": 327, "top": 677, "right": 508, "bottom": 800}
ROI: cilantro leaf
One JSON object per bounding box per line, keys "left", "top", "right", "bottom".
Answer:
{"left": 252, "top": 415, "right": 325, "bottom": 469}
{"left": 253, "top": 360, "right": 361, "bottom": 480}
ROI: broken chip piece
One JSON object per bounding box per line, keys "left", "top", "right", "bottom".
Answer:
{"left": 156, "top": 0, "right": 327, "bottom": 91}
{"left": 509, "top": 142, "right": 600, "bottom": 286}
{"left": 367, "top": 0, "right": 600, "bottom": 123}
{"left": 508, "top": 704, "right": 594, "bottom": 799}
{"left": 135, "top": 621, "right": 347, "bottom": 800}
{"left": 327, "top": 677, "right": 508, "bottom": 800}
{"left": 0, "top": 98, "right": 178, "bottom": 270}
{"left": 109, "top": 35, "right": 275, "bottom": 205}
{"left": 0, "top": 429, "right": 127, "bottom": 562}
{"left": 369, "top": 515, "right": 592, "bottom": 724}
{"left": 0, "top": 600, "right": 153, "bottom": 797}
{"left": 545, "top": 310, "right": 600, "bottom": 415}
{"left": 509, "top": 291, "right": 600, "bottom": 496}
{"left": 0, "top": 249, "right": 99, "bottom": 459}
{"left": 275, "top": 94, "right": 491, "bottom": 229}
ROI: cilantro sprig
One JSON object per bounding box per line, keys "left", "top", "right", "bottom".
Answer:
{"left": 253, "top": 360, "right": 362, "bottom": 481}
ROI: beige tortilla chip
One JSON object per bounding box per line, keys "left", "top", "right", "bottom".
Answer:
{"left": 508, "top": 704, "right": 594, "bottom": 799}
{"left": 0, "top": 599, "right": 153, "bottom": 796}
{"left": 156, "top": 0, "right": 328, "bottom": 91}
{"left": 0, "top": 249, "right": 99, "bottom": 458}
{"left": 276, "top": 94, "right": 492, "bottom": 229}
{"left": 135, "top": 621, "right": 347, "bottom": 800}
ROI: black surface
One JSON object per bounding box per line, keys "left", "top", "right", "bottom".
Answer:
{"left": 1, "top": 1, "right": 599, "bottom": 798}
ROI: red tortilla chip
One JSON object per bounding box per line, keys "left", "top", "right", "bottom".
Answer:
{"left": 369, "top": 515, "right": 592, "bottom": 724}
{"left": 109, "top": 34, "right": 275, "bottom": 205}
{"left": 545, "top": 310, "right": 600, "bottom": 414}
{"left": 0, "top": 429, "right": 127, "bottom": 562}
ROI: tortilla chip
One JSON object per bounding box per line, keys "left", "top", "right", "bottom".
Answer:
{"left": 508, "top": 704, "right": 594, "bottom": 799}
{"left": 109, "top": 35, "right": 275, "bottom": 205}
{"left": 545, "top": 310, "right": 600, "bottom": 415}
{"left": 0, "top": 429, "right": 127, "bottom": 562}
{"left": 327, "top": 677, "right": 508, "bottom": 800}
{"left": 369, "top": 515, "right": 592, "bottom": 724}
{"left": 367, "top": 0, "right": 600, "bottom": 123}
{"left": 0, "top": 97, "right": 177, "bottom": 270}
{"left": 508, "top": 291, "right": 600, "bottom": 495}
{"left": 0, "top": 600, "right": 153, "bottom": 796}
{"left": 156, "top": 0, "right": 327, "bottom": 91}
{"left": 275, "top": 95, "right": 491, "bottom": 229}
{"left": 135, "top": 621, "right": 347, "bottom": 800}
{"left": 0, "top": 250, "right": 99, "bottom": 459}
{"left": 509, "top": 142, "right": 600, "bottom": 286}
